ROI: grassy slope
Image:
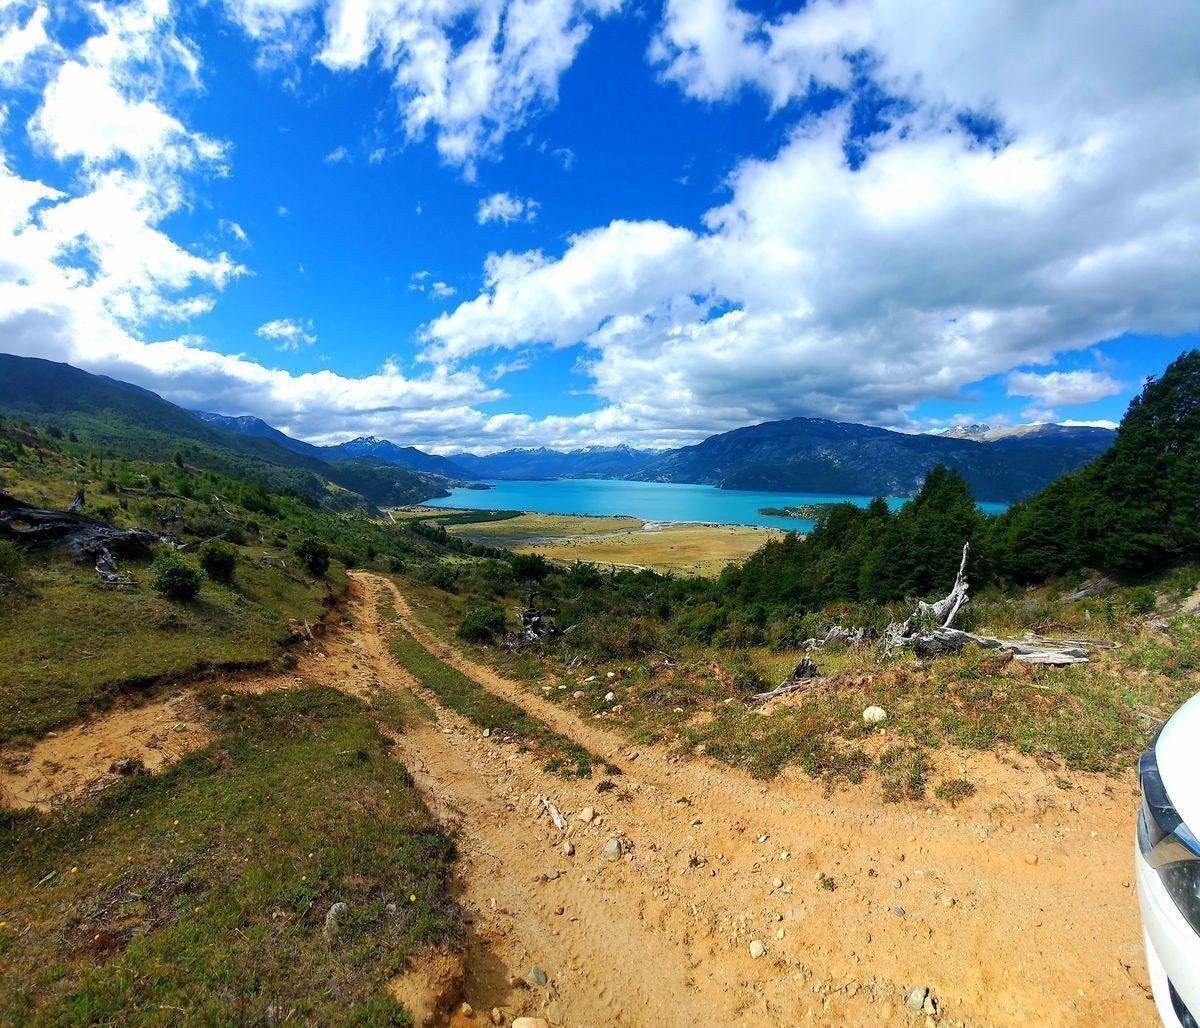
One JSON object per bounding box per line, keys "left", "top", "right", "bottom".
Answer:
{"left": 0, "top": 687, "right": 460, "bottom": 1025}
{"left": 0, "top": 555, "right": 346, "bottom": 743}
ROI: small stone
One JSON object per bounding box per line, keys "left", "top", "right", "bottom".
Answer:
{"left": 601, "top": 837, "right": 622, "bottom": 861}
{"left": 562, "top": 841, "right": 575, "bottom": 857}
{"left": 772, "top": 877, "right": 783, "bottom": 889}
{"left": 775, "top": 927, "right": 785, "bottom": 940}
{"left": 862, "top": 705, "right": 887, "bottom": 725}
{"left": 483, "top": 728, "right": 491, "bottom": 738}
{"left": 545, "top": 869, "right": 559, "bottom": 881}
{"left": 573, "top": 691, "right": 585, "bottom": 699}
{"left": 512, "top": 1019, "right": 548, "bottom": 1028}
{"left": 172, "top": 722, "right": 189, "bottom": 733}
{"left": 490, "top": 1009, "right": 503, "bottom": 1026}
{"left": 322, "top": 901, "right": 349, "bottom": 939}
{"left": 604, "top": 691, "right": 615, "bottom": 702}
{"left": 461, "top": 1002, "right": 474, "bottom": 1017}
{"left": 906, "top": 986, "right": 929, "bottom": 1015}
{"left": 577, "top": 806, "right": 595, "bottom": 823}
{"left": 528, "top": 965, "right": 548, "bottom": 987}
{"left": 749, "top": 939, "right": 766, "bottom": 959}
{"left": 1025, "top": 853, "right": 1039, "bottom": 866}
{"left": 892, "top": 905, "right": 905, "bottom": 917}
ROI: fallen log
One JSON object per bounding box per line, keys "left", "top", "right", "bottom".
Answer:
{"left": 0, "top": 489, "right": 161, "bottom": 561}
{"left": 883, "top": 542, "right": 1092, "bottom": 666}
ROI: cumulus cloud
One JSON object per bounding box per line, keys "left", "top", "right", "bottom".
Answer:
{"left": 1005, "top": 369, "right": 1123, "bottom": 407}
{"left": 257, "top": 316, "right": 316, "bottom": 350}
{"left": 425, "top": 0, "right": 1200, "bottom": 441}
{"left": 0, "top": 0, "right": 506, "bottom": 449}
{"left": 477, "top": 191, "right": 539, "bottom": 225}
{"left": 222, "top": 0, "right": 623, "bottom": 172}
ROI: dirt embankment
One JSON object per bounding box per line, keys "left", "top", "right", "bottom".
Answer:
{"left": 2, "top": 572, "right": 1156, "bottom": 1027}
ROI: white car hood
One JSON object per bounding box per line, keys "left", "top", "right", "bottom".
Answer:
{"left": 1157, "top": 689, "right": 1200, "bottom": 832}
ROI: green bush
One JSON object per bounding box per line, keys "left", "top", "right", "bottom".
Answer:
{"left": 198, "top": 539, "right": 238, "bottom": 584}
{"left": 295, "top": 538, "right": 331, "bottom": 577}
{"left": 457, "top": 604, "right": 508, "bottom": 644}
{"left": 152, "top": 549, "right": 203, "bottom": 602}
{"left": 0, "top": 540, "right": 23, "bottom": 578}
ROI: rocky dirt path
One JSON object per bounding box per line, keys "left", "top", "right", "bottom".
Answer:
{"left": 358, "top": 573, "right": 1154, "bottom": 1028}
{"left": 2, "top": 572, "right": 1157, "bottom": 1026}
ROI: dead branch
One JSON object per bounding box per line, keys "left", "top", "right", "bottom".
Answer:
{"left": 539, "top": 796, "right": 566, "bottom": 830}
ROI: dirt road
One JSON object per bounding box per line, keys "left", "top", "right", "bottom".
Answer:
{"left": 3, "top": 572, "right": 1157, "bottom": 1026}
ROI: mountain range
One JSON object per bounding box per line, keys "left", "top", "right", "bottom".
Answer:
{"left": 0, "top": 355, "right": 448, "bottom": 512}
{"left": 2, "top": 354, "right": 1116, "bottom": 502}
{"left": 629, "top": 418, "right": 1115, "bottom": 500}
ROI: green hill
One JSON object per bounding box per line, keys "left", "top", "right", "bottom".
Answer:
{"left": 0, "top": 355, "right": 446, "bottom": 511}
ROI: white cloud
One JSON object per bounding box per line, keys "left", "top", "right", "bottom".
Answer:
{"left": 219, "top": 218, "right": 248, "bottom": 243}
{"left": 0, "top": 0, "right": 508, "bottom": 451}
{"left": 0, "top": 4, "right": 52, "bottom": 84}
{"left": 423, "top": 0, "right": 1200, "bottom": 442}
{"left": 256, "top": 316, "right": 316, "bottom": 350}
{"left": 1005, "top": 369, "right": 1123, "bottom": 407}
{"left": 429, "top": 281, "right": 455, "bottom": 299}
{"left": 477, "top": 191, "right": 539, "bottom": 225}
{"left": 222, "top": 0, "right": 623, "bottom": 171}
{"left": 324, "top": 144, "right": 348, "bottom": 163}
{"left": 1061, "top": 419, "right": 1119, "bottom": 430}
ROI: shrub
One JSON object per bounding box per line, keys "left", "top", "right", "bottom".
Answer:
{"left": 295, "top": 538, "right": 331, "bottom": 577}
{"left": 509, "top": 553, "right": 551, "bottom": 583}
{"left": 152, "top": 549, "right": 203, "bottom": 602}
{"left": 457, "top": 604, "right": 508, "bottom": 644}
{"left": 0, "top": 540, "right": 23, "bottom": 578}
{"left": 198, "top": 539, "right": 238, "bottom": 584}
{"left": 426, "top": 563, "right": 459, "bottom": 592}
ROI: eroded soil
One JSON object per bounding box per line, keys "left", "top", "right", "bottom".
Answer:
{"left": 1, "top": 572, "right": 1157, "bottom": 1026}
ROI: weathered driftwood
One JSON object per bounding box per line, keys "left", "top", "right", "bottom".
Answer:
{"left": 884, "top": 542, "right": 1092, "bottom": 666}
{"left": 803, "top": 624, "right": 874, "bottom": 650}
{"left": 94, "top": 548, "right": 137, "bottom": 588}
{"left": 885, "top": 543, "right": 972, "bottom": 648}
{"left": 0, "top": 489, "right": 160, "bottom": 561}
{"left": 749, "top": 656, "right": 823, "bottom": 705}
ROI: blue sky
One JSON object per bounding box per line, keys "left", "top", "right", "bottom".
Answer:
{"left": 0, "top": 1, "right": 1197, "bottom": 453}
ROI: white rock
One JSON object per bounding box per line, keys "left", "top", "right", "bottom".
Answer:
{"left": 749, "top": 940, "right": 766, "bottom": 959}
{"left": 577, "top": 806, "right": 595, "bottom": 823}
{"left": 604, "top": 691, "right": 615, "bottom": 702}
{"left": 862, "top": 705, "right": 888, "bottom": 725}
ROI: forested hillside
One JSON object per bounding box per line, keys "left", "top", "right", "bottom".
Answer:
{"left": 0, "top": 356, "right": 447, "bottom": 511}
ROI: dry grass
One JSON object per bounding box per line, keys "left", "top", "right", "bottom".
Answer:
{"left": 513, "top": 522, "right": 781, "bottom": 577}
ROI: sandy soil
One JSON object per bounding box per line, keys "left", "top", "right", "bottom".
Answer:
{"left": 1, "top": 573, "right": 1157, "bottom": 1026}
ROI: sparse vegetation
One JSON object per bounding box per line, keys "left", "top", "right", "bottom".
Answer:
{"left": 0, "top": 687, "right": 461, "bottom": 1023}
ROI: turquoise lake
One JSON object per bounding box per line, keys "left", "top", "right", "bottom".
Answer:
{"left": 421, "top": 479, "right": 1008, "bottom": 532}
